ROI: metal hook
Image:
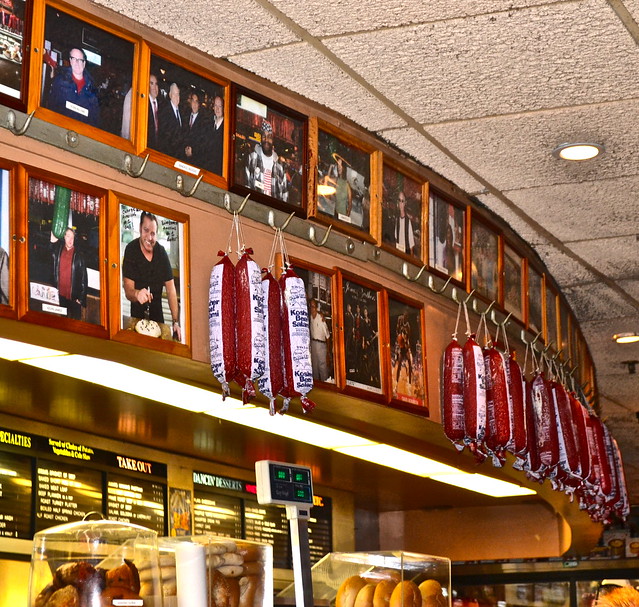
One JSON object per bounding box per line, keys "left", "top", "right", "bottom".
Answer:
{"left": 176, "top": 173, "right": 203, "bottom": 197}
{"left": 541, "top": 340, "right": 555, "bottom": 355}
{"left": 520, "top": 329, "right": 543, "bottom": 347}
{"left": 223, "top": 192, "right": 249, "bottom": 215}
{"left": 402, "top": 262, "right": 427, "bottom": 282}
{"left": 268, "top": 209, "right": 295, "bottom": 232}
{"left": 7, "top": 109, "right": 35, "bottom": 136}
{"left": 473, "top": 298, "right": 496, "bottom": 315}
{"left": 427, "top": 275, "right": 452, "bottom": 294}
{"left": 452, "top": 288, "right": 475, "bottom": 305}
{"left": 309, "top": 224, "right": 332, "bottom": 246}
{"left": 490, "top": 309, "right": 513, "bottom": 327}
{"left": 122, "top": 154, "right": 149, "bottom": 178}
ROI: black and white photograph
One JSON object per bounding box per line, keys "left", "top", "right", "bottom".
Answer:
{"left": 470, "top": 218, "right": 499, "bottom": 303}
{"left": 146, "top": 53, "right": 226, "bottom": 176}
{"left": 342, "top": 277, "right": 382, "bottom": 394}
{"left": 119, "top": 203, "right": 186, "bottom": 344}
{"left": 381, "top": 164, "right": 423, "bottom": 261}
{"left": 41, "top": 6, "right": 135, "bottom": 136}
{"left": 233, "top": 89, "right": 306, "bottom": 210}
{"left": 27, "top": 176, "right": 102, "bottom": 324}
{"left": 429, "top": 191, "right": 464, "bottom": 282}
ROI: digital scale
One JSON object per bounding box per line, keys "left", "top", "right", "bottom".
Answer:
{"left": 255, "top": 460, "right": 314, "bottom": 607}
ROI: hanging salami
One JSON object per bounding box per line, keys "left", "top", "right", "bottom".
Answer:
{"left": 506, "top": 352, "right": 527, "bottom": 460}
{"left": 463, "top": 331, "right": 487, "bottom": 460}
{"left": 483, "top": 336, "right": 511, "bottom": 466}
{"left": 441, "top": 302, "right": 466, "bottom": 451}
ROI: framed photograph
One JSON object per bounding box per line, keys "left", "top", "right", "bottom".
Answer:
{"left": 527, "top": 265, "right": 543, "bottom": 336}
{"left": 385, "top": 292, "right": 428, "bottom": 413}
{"left": 39, "top": 3, "right": 137, "bottom": 142}
{"left": 470, "top": 215, "right": 500, "bottom": 303}
{"left": 503, "top": 243, "right": 524, "bottom": 319}
{"left": 292, "top": 259, "right": 337, "bottom": 386}
{"left": 0, "top": 0, "right": 32, "bottom": 109}
{"left": 146, "top": 50, "right": 228, "bottom": 179}
{"left": 338, "top": 272, "right": 384, "bottom": 397}
{"left": 380, "top": 162, "right": 426, "bottom": 262}
{"left": 232, "top": 87, "right": 307, "bottom": 211}
{"left": 0, "top": 164, "right": 14, "bottom": 315}
{"left": 168, "top": 487, "right": 192, "bottom": 537}
{"left": 312, "top": 123, "right": 377, "bottom": 241}
{"left": 25, "top": 171, "right": 106, "bottom": 334}
{"left": 559, "top": 300, "right": 570, "bottom": 360}
{"left": 428, "top": 190, "right": 464, "bottom": 283}
{"left": 545, "top": 282, "right": 559, "bottom": 350}
{"left": 112, "top": 198, "right": 189, "bottom": 352}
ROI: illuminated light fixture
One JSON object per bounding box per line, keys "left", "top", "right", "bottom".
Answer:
{"left": 7, "top": 337, "right": 535, "bottom": 499}
{"left": 317, "top": 184, "right": 337, "bottom": 196}
{"left": 552, "top": 142, "right": 604, "bottom": 161}
{"left": 0, "top": 338, "right": 67, "bottom": 361}
{"left": 613, "top": 332, "right": 639, "bottom": 344}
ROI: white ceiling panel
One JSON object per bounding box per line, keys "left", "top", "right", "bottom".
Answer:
{"left": 229, "top": 43, "right": 406, "bottom": 131}
{"left": 378, "top": 127, "right": 484, "bottom": 193}
{"left": 568, "top": 236, "right": 639, "bottom": 281}
{"left": 562, "top": 283, "right": 638, "bottom": 322}
{"left": 322, "top": 0, "right": 639, "bottom": 124}
{"left": 90, "top": 0, "right": 299, "bottom": 56}
{"left": 530, "top": 244, "right": 600, "bottom": 287}
{"left": 269, "top": 0, "right": 563, "bottom": 37}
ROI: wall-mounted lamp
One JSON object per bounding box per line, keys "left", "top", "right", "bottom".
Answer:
{"left": 613, "top": 332, "right": 639, "bottom": 344}
{"left": 552, "top": 142, "right": 605, "bottom": 161}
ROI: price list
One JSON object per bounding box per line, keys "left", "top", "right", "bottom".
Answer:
{"left": 244, "top": 498, "right": 290, "bottom": 569}
{"left": 308, "top": 496, "right": 332, "bottom": 564}
{"left": 107, "top": 473, "right": 166, "bottom": 535}
{"left": 35, "top": 459, "right": 102, "bottom": 532}
{"left": 193, "top": 490, "right": 242, "bottom": 538}
{"left": 0, "top": 451, "right": 32, "bottom": 538}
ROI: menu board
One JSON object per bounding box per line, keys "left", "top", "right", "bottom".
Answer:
{"left": 107, "top": 473, "right": 166, "bottom": 535}
{"left": 35, "top": 459, "right": 103, "bottom": 532}
{"left": 0, "top": 451, "right": 32, "bottom": 538}
{"left": 308, "top": 496, "right": 332, "bottom": 565}
{"left": 244, "top": 497, "right": 290, "bottom": 569}
{"left": 193, "top": 491, "right": 242, "bottom": 538}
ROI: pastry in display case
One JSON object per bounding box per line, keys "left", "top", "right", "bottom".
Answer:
{"left": 28, "top": 514, "right": 162, "bottom": 607}
{"left": 158, "top": 534, "right": 273, "bottom": 607}
{"left": 278, "top": 551, "right": 451, "bottom": 607}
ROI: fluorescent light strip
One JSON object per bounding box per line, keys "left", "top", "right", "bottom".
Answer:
{"left": 10, "top": 340, "right": 535, "bottom": 498}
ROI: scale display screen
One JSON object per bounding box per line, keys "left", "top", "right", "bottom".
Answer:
{"left": 255, "top": 460, "right": 314, "bottom": 507}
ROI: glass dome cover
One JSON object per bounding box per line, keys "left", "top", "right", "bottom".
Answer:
{"left": 29, "top": 512, "right": 162, "bottom": 607}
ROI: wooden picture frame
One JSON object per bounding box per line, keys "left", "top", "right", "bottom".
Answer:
{"left": 559, "top": 299, "right": 570, "bottom": 361}
{"left": 0, "top": 0, "right": 32, "bottom": 111}
{"left": 469, "top": 212, "right": 500, "bottom": 304}
{"left": 290, "top": 258, "right": 338, "bottom": 388}
{"left": 380, "top": 161, "right": 427, "bottom": 264}
{"left": 337, "top": 271, "right": 384, "bottom": 399}
{"left": 527, "top": 264, "right": 543, "bottom": 336}
{"left": 35, "top": 1, "right": 139, "bottom": 149}
{"left": 22, "top": 167, "right": 107, "bottom": 337}
{"left": 310, "top": 120, "right": 379, "bottom": 242}
{"left": 0, "top": 161, "right": 17, "bottom": 318}
{"left": 231, "top": 86, "right": 307, "bottom": 214}
{"left": 142, "top": 47, "right": 229, "bottom": 184}
{"left": 384, "top": 290, "right": 428, "bottom": 414}
{"left": 503, "top": 242, "right": 524, "bottom": 320}
{"left": 109, "top": 195, "right": 190, "bottom": 356}
{"left": 428, "top": 188, "right": 464, "bottom": 284}
{"left": 545, "top": 281, "right": 559, "bottom": 351}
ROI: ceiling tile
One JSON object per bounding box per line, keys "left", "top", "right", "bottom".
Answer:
{"left": 617, "top": 278, "right": 639, "bottom": 301}
{"left": 378, "top": 127, "right": 484, "bottom": 193}
{"left": 269, "top": 0, "right": 561, "bottom": 37}
{"left": 530, "top": 244, "right": 599, "bottom": 287}
{"left": 568, "top": 236, "right": 639, "bottom": 281}
{"left": 322, "top": 0, "right": 639, "bottom": 123}
{"left": 562, "top": 283, "right": 637, "bottom": 322}
{"left": 90, "top": 0, "right": 299, "bottom": 55}
{"left": 623, "top": 0, "right": 639, "bottom": 22}
{"left": 229, "top": 43, "right": 406, "bottom": 131}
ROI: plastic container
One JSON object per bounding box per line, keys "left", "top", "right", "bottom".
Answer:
{"left": 28, "top": 513, "right": 162, "bottom": 607}
{"left": 158, "top": 534, "right": 273, "bottom": 607}
{"left": 277, "top": 550, "right": 451, "bottom": 607}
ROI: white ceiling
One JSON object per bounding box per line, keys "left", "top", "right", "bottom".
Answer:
{"left": 91, "top": 0, "right": 639, "bottom": 506}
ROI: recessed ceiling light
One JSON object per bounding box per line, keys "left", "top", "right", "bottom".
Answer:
{"left": 552, "top": 142, "right": 605, "bottom": 161}
{"left": 613, "top": 332, "right": 639, "bottom": 344}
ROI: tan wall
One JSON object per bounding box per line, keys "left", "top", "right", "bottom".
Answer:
{"left": 380, "top": 503, "right": 569, "bottom": 561}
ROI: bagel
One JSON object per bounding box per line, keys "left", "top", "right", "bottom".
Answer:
{"left": 390, "top": 581, "right": 421, "bottom": 607}
{"left": 336, "top": 576, "right": 368, "bottom": 607}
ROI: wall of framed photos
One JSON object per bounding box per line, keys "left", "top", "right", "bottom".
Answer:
{"left": 0, "top": 0, "right": 598, "bottom": 414}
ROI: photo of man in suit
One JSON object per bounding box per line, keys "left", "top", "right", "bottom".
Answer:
{"left": 182, "top": 91, "right": 211, "bottom": 168}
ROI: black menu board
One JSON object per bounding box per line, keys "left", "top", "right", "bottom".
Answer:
{"left": 308, "top": 496, "right": 332, "bottom": 564}
{"left": 0, "top": 451, "right": 32, "bottom": 538}
{"left": 107, "top": 473, "right": 166, "bottom": 535}
{"left": 193, "top": 491, "right": 242, "bottom": 538}
{"left": 35, "top": 459, "right": 102, "bottom": 532}
{"left": 244, "top": 498, "right": 290, "bottom": 569}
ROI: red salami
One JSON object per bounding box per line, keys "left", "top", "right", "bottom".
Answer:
{"left": 441, "top": 337, "right": 465, "bottom": 450}
{"left": 462, "top": 334, "right": 487, "bottom": 458}
{"left": 551, "top": 380, "right": 580, "bottom": 478}
{"left": 258, "top": 270, "right": 284, "bottom": 415}
{"left": 209, "top": 252, "right": 237, "bottom": 398}
{"left": 523, "top": 375, "right": 542, "bottom": 478}
{"left": 483, "top": 344, "right": 511, "bottom": 464}
{"left": 530, "top": 372, "right": 559, "bottom": 476}
{"left": 506, "top": 353, "right": 527, "bottom": 458}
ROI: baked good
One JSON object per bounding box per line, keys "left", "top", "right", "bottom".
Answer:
{"left": 354, "top": 583, "right": 377, "bottom": 607}
{"left": 390, "top": 581, "right": 421, "bottom": 607}
{"left": 54, "top": 561, "right": 100, "bottom": 588}
{"left": 106, "top": 560, "right": 141, "bottom": 593}
{"left": 418, "top": 580, "right": 446, "bottom": 607}
{"left": 135, "top": 318, "right": 162, "bottom": 338}
{"left": 373, "top": 579, "right": 397, "bottom": 607}
{"left": 47, "top": 585, "right": 80, "bottom": 607}
{"left": 239, "top": 575, "right": 259, "bottom": 607}
{"left": 336, "top": 576, "right": 368, "bottom": 607}
{"left": 210, "top": 569, "right": 240, "bottom": 607}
